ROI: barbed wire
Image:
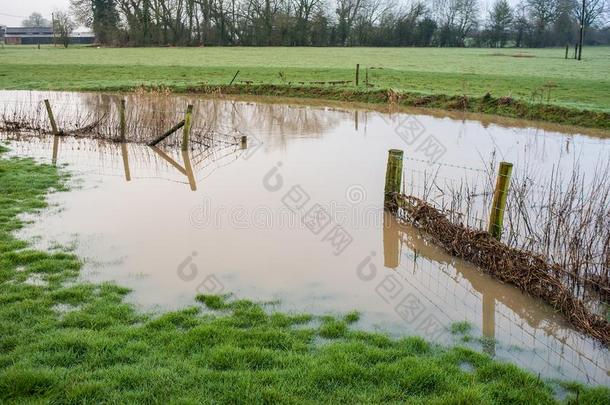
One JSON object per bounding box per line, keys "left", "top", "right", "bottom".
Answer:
{"left": 403, "top": 156, "right": 489, "bottom": 173}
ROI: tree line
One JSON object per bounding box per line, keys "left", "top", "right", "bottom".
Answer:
{"left": 50, "top": 0, "right": 610, "bottom": 47}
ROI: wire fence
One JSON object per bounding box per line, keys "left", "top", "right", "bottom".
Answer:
{"left": 394, "top": 227, "right": 608, "bottom": 386}
{"left": 400, "top": 155, "right": 610, "bottom": 306}
{"left": 0, "top": 132, "right": 246, "bottom": 188}
{"left": 0, "top": 97, "right": 243, "bottom": 149}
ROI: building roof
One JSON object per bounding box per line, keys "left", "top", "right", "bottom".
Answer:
{"left": 2, "top": 26, "right": 95, "bottom": 38}
{"left": 5, "top": 26, "right": 53, "bottom": 35}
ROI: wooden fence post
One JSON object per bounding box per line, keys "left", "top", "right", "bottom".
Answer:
{"left": 148, "top": 120, "right": 185, "bottom": 146}
{"left": 488, "top": 162, "right": 513, "bottom": 240}
{"left": 119, "top": 99, "right": 126, "bottom": 141}
{"left": 241, "top": 135, "right": 248, "bottom": 149}
{"left": 355, "top": 64, "right": 360, "bottom": 86}
{"left": 384, "top": 149, "right": 404, "bottom": 204}
{"left": 181, "top": 104, "right": 194, "bottom": 152}
{"left": 43, "top": 99, "right": 59, "bottom": 135}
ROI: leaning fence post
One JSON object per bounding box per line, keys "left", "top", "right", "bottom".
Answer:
{"left": 488, "top": 162, "right": 513, "bottom": 240}
{"left": 181, "top": 104, "right": 194, "bottom": 152}
{"left": 384, "top": 149, "right": 404, "bottom": 205}
{"left": 43, "top": 99, "right": 59, "bottom": 135}
{"left": 182, "top": 149, "right": 197, "bottom": 191}
{"left": 148, "top": 120, "right": 185, "bottom": 146}
{"left": 119, "top": 99, "right": 126, "bottom": 141}
{"left": 355, "top": 64, "right": 360, "bottom": 86}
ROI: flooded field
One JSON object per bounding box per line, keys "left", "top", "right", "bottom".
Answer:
{"left": 1, "top": 91, "right": 609, "bottom": 386}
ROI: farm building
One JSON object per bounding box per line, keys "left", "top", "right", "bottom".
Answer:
{"left": 0, "top": 26, "right": 95, "bottom": 45}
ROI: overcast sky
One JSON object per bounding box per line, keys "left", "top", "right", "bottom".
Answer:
{"left": 0, "top": 1, "right": 68, "bottom": 26}
{"left": 0, "top": 0, "right": 521, "bottom": 27}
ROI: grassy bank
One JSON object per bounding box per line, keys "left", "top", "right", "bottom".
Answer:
{"left": 187, "top": 84, "right": 610, "bottom": 130}
{"left": 1, "top": 146, "right": 609, "bottom": 403}
{"left": 1, "top": 46, "right": 609, "bottom": 129}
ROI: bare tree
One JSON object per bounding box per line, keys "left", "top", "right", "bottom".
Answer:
{"left": 455, "top": 0, "right": 480, "bottom": 43}
{"left": 336, "top": 0, "right": 365, "bottom": 45}
{"left": 43, "top": 0, "right": 610, "bottom": 47}
{"left": 574, "top": 0, "right": 610, "bottom": 28}
{"left": 22, "top": 12, "right": 51, "bottom": 27}
{"left": 293, "top": 0, "right": 322, "bottom": 45}
{"left": 434, "top": 0, "right": 480, "bottom": 46}
{"left": 53, "top": 11, "right": 76, "bottom": 48}
{"left": 527, "top": 0, "right": 558, "bottom": 46}
{"left": 512, "top": 1, "right": 530, "bottom": 47}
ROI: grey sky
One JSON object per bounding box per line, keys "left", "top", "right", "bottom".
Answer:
{"left": 0, "top": 0, "right": 521, "bottom": 27}
{"left": 0, "top": 1, "right": 69, "bottom": 26}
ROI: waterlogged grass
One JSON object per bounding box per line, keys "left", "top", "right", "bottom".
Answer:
{"left": 450, "top": 321, "right": 473, "bottom": 335}
{"left": 0, "top": 46, "right": 609, "bottom": 112}
{"left": 1, "top": 146, "right": 609, "bottom": 403}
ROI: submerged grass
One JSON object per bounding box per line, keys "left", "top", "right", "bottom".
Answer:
{"left": 0, "top": 145, "right": 609, "bottom": 403}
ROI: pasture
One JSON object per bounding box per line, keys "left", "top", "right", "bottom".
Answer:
{"left": 1, "top": 46, "right": 609, "bottom": 112}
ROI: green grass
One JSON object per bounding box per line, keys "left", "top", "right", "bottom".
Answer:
{"left": 1, "top": 145, "right": 609, "bottom": 403}
{"left": 450, "top": 321, "right": 473, "bottom": 335}
{"left": 1, "top": 46, "right": 609, "bottom": 113}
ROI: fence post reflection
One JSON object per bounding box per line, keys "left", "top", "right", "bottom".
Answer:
{"left": 121, "top": 143, "right": 131, "bottom": 182}
{"left": 482, "top": 293, "right": 496, "bottom": 356}
{"left": 51, "top": 135, "right": 60, "bottom": 166}
{"left": 182, "top": 149, "right": 197, "bottom": 191}
{"left": 383, "top": 211, "right": 400, "bottom": 269}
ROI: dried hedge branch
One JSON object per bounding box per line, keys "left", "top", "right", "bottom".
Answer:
{"left": 388, "top": 193, "right": 610, "bottom": 347}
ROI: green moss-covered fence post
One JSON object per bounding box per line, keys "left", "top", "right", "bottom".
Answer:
{"left": 488, "top": 162, "right": 513, "bottom": 240}
{"left": 384, "top": 149, "right": 404, "bottom": 205}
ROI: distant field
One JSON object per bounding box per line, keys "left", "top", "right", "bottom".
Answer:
{"left": 1, "top": 46, "right": 609, "bottom": 112}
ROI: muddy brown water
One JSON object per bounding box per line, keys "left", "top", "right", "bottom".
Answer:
{"left": 1, "top": 91, "right": 609, "bottom": 386}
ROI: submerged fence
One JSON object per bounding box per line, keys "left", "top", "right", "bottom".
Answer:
{"left": 384, "top": 149, "right": 610, "bottom": 347}
{"left": 0, "top": 132, "right": 247, "bottom": 193}
{"left": 387, "top": 223, "right": 608, "bottom": 385}
{"left": 0, "top": 94, "right": 257, "bottom": 192}
{"left": 0, "top": 96, "right": 246, "bottom": 150}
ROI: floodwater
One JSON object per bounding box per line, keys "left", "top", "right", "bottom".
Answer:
{"left": 1, "top": 91, "right": 609, "bottom": 386}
